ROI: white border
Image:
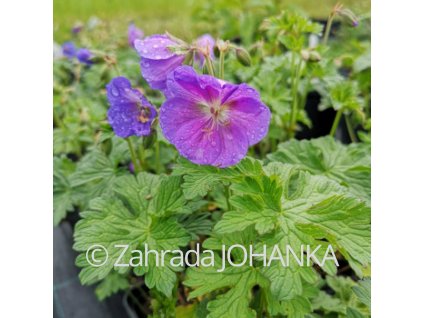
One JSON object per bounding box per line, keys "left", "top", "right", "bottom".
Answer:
{"left": 372, "top": 0, "right": 423, "bottom": 316}
{"left": 0, "top": 0, "right": 52, "bottom": 316}
{"left": 1, "top": 0, "right": 422, "bottom": 316}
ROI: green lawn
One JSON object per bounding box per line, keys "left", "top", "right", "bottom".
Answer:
{"left": 54, "top": 0, "right": 370, "bottom": 42}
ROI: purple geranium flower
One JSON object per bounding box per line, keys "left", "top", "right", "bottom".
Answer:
{"left": 72, "top": 23, "right": 83, "bottom": 34}
{"left": 160, "top": 66, "right": 271, "bottom": 167}
{"left": 62, "top": 41, "right": 77, "bottom": 59}
{"left": 134, "top": 34, "right": 185, "bottom": 91}
{"left": 76, "top": 48, "right": 93, "bottom": 65}
{"left": 106, "top": 77, "right": 157, "bottom": 138}
{"left": 195, "top": 34, "right": 215, "bottom": 67}
{"left": 128, "top": 23, "right": 144, "bottom": 48}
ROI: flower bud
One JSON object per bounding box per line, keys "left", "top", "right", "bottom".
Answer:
{"left": 301, "top": 50, "right": 321, "bottom": 62}
{"left": 309, "top": 51, "right": 321, "bottom": 62}
{"left": 216, "top": 39, "right": 229, "bottom": 52}
{"left": 339, "top": 8, "right": 359, "bottom": 27}
{"left": 301, "top": 50, "right": 310, "bottom": 61}
{"left": 235, "top": 47, "right": 252, "bottom": 66}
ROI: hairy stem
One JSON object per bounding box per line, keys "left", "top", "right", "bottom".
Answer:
{"left": 126, "top": 138, "right": 141, "bottom": 173}
{"left": 330, "top": 109, "right": 343, "bottom": 137}
{"left": 155, "top": 140, "right": 160, "bottom": 173}
{"left": 205, "top": 54, "right": 215, "bottom": 76}
{"left": 288, "top": 54, "right": 302, "bottom": 139}
{"left": 345, "top": 114, "right": 358, "bottom": 142}
{"left": 224, "top": 184, "right": 232, "bottom": 210}
{"left": 219, "top": 50, "right": 225, "bottom": 79}
{"left": 323, "top": 14, "right": 335, "bottom": 45}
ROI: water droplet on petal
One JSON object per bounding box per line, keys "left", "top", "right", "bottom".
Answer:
{"left": 111, "top": 87, "right": 119, "bottom": 96}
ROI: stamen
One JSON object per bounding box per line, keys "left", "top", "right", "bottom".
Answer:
{"left": 137, "top": 107, "right": 151, "bottom": 123}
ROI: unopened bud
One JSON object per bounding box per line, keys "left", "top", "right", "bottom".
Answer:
{"left": 216, "top": 39, "right": 229, "bottom": 52}
{"left": 333, "top": 4, "right": 359, "bottom": 28}
{"left": 301, "top": 50, "right": 321, "bottom": 62}
{"left": 309, "top": 51, "right": 321, "bottom": 62}
{"left": 301, "top": 50, "right": 310, "bottom": 61}
{"left": 339, "top": 8, "right": 359, "bottom": 27}
{"left": 235, "top": 47, "right": 252, "bottom": 66}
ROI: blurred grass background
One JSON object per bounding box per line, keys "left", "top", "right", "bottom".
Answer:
{"left": 54, "top": 0, "right": 370, "bottom": 42}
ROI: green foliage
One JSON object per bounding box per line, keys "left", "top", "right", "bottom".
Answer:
{"left": 268, "top": 137, "right": 371, "bottom": 202}
{"left": 262, "top": 11, "right": 323, "bottom": 52}
{"left": 95, "top": 272, "right": 129, "bottom": 300}
{"left": 176, "top": 158, "right": 370, "bottom": 316}
{"left": 54, "top": 2, "right": 371, "bottom": 316}
{"left": 73, "top": 173, "right": 192, "bottom": 297}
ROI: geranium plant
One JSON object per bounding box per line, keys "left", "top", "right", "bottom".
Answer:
{"left": 54, "top": 3, "right": 371, "bottom": 317}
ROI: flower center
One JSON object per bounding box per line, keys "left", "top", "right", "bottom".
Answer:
{"left": 137, "top": 105, "right": 151, "bottom": 123}
{"left": 200, "top": 101, "right": 230, "bottom": 128}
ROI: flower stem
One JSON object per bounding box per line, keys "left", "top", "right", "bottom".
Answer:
{"left": 329, "top": 109, "right": 343, "bottom": 137}
{"left": 219, "top": 50, "right": 225, "bottom": 79}
{"left": 138, "top": 139, "right": 144, "bottom": 170}
{"left": 224, "top": 185, "right": 232, "bottom": 210}
{"left": 345, "top": 114, "right": 358, "bottom": 142}
{"left": 126, "top": 138, "right": 141, "bottom": 173}
{"left": 288, "top": 54, "right": 302, "bottom": 139}
{"left": 155, "top": 141, "right": 160, "bottom": 173}
{"left": 205, "top": 54, "right": 215, "bottom": 77}
{"left": 323, "top": 14, "right": 335, "bottom": 45}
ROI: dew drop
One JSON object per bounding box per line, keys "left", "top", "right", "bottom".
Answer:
{"left": 111, "top": 87, "right": 119, "bottom": 97}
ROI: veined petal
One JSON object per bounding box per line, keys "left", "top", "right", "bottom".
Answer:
{"left": 106, "top": 77, "right": 157, "bottom": 138}
{"left": 107, "top": 104, "right": 154, "bottom": 138}
{"left": 134, "top": 35, "right": 177, "bottom": 60}
{"left": 221, "top": 83, "right": 261, "bottom": 104}
{"left": 134, "top": 34, "right": 186, "bottom": 91}
{"left": 140, "top": 56, "right": 185, "bottom": 91}
{"left": 227, "top": 97, "right": 271, "bottom": 145}
{"left": 159, "top": 67, "right": 270, "bottom": 168}
{"left": 166, "top": 66, "right": 222, "bottom": 103}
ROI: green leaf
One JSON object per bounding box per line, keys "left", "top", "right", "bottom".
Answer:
{"left": 178, "top": 212, "right": 213, "bottom": 240}
{"left": 280, "top": 295, "right": 312, "bottom": 318}
{"left": 346, "top": 307, "right": 365, "bottom": 318}
{"left": 319, "top": 80, "right": 365, "bottom": 112}
{"left": 152, "top": 176, "right": 186, "bottom": 215}
{"left": 73, "top": 174, "right": 191, "bottom": 297}
{"left": 113, "top": 172, "right": 161, "bottom": 217}
{"left": 53, "top": 157, "right": 80, "bottom": 225}
{"left": 268, "top": 137, "right": 370, "bottom": 202}
{"left": 352, "top": 278, "right": 371, "bottom": 309}
{"left": 173, "top": 157, "right": 264, "bottom": 199}
{"left": 95, "top": 272, "right": 129, "bottom": 301}
{"left": 312, "top": 291, "right": 345, "bottom": 314}
{"left": 211, "top": 162, "right": 369, "bottom": 304}
{"left": 184, "top": 255, "right": 268, "bottom": 318}
{"left": 70, "top": 149, "right": 119, "bottom": 197}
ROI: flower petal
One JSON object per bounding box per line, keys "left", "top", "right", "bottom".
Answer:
{"left": 140, "top": 56, "right": 185, "bottom": 91}
{"left": 106, "top": 77, "right": 157, "bottom": 138}
{"left": 134, "top": 35, "right": 177, "bottom": 60}
{"left": 166, "top": 66, "right": 222, "bottom": 103}
{"left": 221, "top": 83, "right": 261, "bottom": 104}
{"left": 227, "top": 97, "right": 271, "bottom": 145}
{"left": 159, "top": 96, "right": 249, "bottom": 167}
